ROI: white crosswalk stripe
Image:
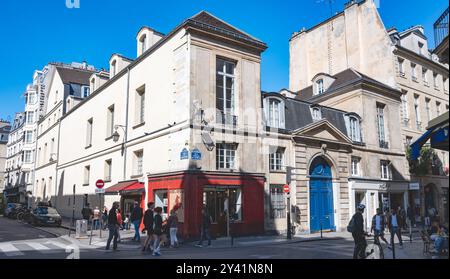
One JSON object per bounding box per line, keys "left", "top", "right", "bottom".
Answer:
{"left": 0, "top": 243, "right": 25, "bottom": 257}
{"left": 25, "top": 242, "right": 53, "bottom": 253}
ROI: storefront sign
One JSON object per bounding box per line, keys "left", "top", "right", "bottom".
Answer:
{"left": 191, "top": 148, "right": 202, "bottom": 161}
{"left": 409, "top": 182, "right": 420, "bottom": 190}
{"left": 180, "top": 148, "right": 189, "bottom": 160}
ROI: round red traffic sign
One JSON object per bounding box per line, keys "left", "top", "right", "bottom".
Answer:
{"left": 96, "top": 179, "right": 105, "bottom": 189}
{"left": 283, "top": 184, "right": 290, "bottom": 194}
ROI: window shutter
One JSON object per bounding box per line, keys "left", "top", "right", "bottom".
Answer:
{"left": 279, "top": 101, "right": 285, "bottom": 129}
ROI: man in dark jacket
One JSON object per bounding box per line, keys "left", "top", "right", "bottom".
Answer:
{"left": 130, "top": 201, "right": 143, "bottom": 242}
{"left": 352, "top": 204, "right": 367, "bottom": 259}
{"left": 106, "top": 202, "right": 120, "bottom": 251}
{"left": 371, "top": 208, "right": 389, "bottom": 246}
{"left": 196, "top": 207, "right": 212, "bottom": 247}
{"left": 388, "top": 208, "right": 403, "bottom": 248}
{"left": 81, "top": 203, "right": 93, "bottom": 225}
{"left": 142, "top": 202, "right": 155, "bottom": 252}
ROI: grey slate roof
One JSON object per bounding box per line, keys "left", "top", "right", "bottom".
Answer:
{"left": 56, "top": 66, "right": 96, "bottom": 86}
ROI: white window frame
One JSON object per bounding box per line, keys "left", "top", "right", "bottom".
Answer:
{"left": 105, "top": 159, "right": 112, "bottom": 181}
{"left": 25, "top": 131, "right": 33, "bottom": 144}
{"left": 311, "top": 107, "right": 322, "bottom": 121}
{"left": 349, "top": 116, "right": 361, "bottom": 142}
{"left": 398, "top": 58, "right": 405, "bottom": 75}
{"left": 414, "top": 95, "right": 421, "bottom": 129}
{"left": 136, "top": 86, "right": 145, "bottom": 125}
{"left": 376, "top": 104, "right": 386, "bottom": 144}
{"left": 216, "top": 58, "right": 236, "bottom": 117}
{"left": 269, "top": 147, "right": 285, "bottom": 171}
{"left": 82, "top": 86, "right": 90, "bottom": 98}
{"left": 107, "top": 105, "right": 115, "bottom": 137}
{"left": 380, "top": 160, "right": 391, "bottom": 180}
{"left": 216, "top": 143, "right": 237, "bottom": 170}
{"left": 315, "top": 79, "right": 325, "bottom": 95}
{"left": 351, "top": 157, "right": 361, "bottom": 177}
{"left": 411, "top": 63, "right": 417, "bottom": 80}
{"left": 425, "top": 98, "right": 432, "bottom": 121}
{"left": 270, "top": 185, "right": 286, "bottom": 219}
{"left": 86, "top": 118, "right": 93, "bottom": 147}
{"left": 24, "top": 150, "right": 32, "bottom": 164}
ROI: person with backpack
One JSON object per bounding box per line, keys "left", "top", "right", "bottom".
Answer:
{"left": 152, "top": 207, "right": 163, "bottom": 256}
{"left": 142, "top": 202, "right": 155, "bottom": 252}
{"left": 348, "top": 204, "right": 367, "bottom": 259}
{"left": 196, "top": 207, "right": 212, "bottom": 248}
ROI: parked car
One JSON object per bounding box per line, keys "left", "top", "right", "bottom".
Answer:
{"left": 4, "top": 203, "right": 24, "bottom": 219}
{"left": 29, "top": 207, "right": 62, "bottom": 227}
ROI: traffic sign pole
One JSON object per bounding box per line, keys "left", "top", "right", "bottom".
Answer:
{"left": 284, "top": 184, "right": 292, "bottom": 240}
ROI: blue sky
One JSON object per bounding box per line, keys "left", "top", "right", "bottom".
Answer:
{"left": 0, "top": 0, "right": 447, "bottom": 121}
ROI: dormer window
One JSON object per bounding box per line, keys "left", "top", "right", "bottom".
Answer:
{"left": 82, "top": 86, "right": 90, "bottom": 98}
{"left": 264, "top": 97, "right": 285, "bottom": 129}
{"left": 111, "top": 60, "right": 117, "bottom": 77}
{"left": 139, "top": 34, "right": 147, "bottom": 54}
{"left": 90, "top": 78, "right": 96, "bottom": 92}
{"left": 315, "top": 79, "right": 325, "bottom": 95}
{"left": 310, "top": 106, "right": 322, "bottom": 121}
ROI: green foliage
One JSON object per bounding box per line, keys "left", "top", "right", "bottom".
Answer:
{"left": 406, "top": 145, "right": 435, "bottom": 176}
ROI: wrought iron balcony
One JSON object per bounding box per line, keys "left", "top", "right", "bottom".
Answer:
{"left": 379, "top": 140, "right": 389, "bottom": 149}
{"left": 434, "top": 7, "right": 449, "bottom": 48}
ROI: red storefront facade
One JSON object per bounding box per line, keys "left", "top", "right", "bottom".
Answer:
{"left": 147, "top": 171, "right": 266, "bottom": 240}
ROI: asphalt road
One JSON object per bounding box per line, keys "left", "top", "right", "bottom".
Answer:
{"left": 0, "top": 216, "right": 434, "bottom": 259}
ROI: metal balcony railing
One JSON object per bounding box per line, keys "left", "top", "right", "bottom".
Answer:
{"left": 216, "top": 111, "right": 238, "bottom": 126}
{"left": 434, "top": 7, "right": 449, "bottom": 48}
{"left": 379, "top": 140, "right": 390, "bottom": 149}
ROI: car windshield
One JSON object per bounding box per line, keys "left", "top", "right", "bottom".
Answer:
{"left": 36, "top": 207, "right": 58, "bottom": 215}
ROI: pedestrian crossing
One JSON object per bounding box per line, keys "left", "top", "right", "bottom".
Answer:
{"left": 0, "top": 239, "right": 75, "bottom": 258}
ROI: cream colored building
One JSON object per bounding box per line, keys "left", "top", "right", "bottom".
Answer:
{"left": 0, "top": 120, "right": 11, "bottom": 192}
{"left": 289, "top": 0, "right": 449, "bottom": 225}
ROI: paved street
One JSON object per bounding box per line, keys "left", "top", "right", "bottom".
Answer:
{"left": 0, "top": 216, "right": 442, "bottom": 259}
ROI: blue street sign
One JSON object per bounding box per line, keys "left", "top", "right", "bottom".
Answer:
{"left": 180, "top": 148, "right": 189, "bottom": 160}
{"left": 192, "top": 148, "right": 202, "bottom": 161}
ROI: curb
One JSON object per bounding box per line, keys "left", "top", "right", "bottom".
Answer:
{"left": 21, "top": 221, "right": 61, "bottom": 238}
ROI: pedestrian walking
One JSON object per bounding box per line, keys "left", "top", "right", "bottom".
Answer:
{"left": 398, "top": 206, "right": 407, "bottom": 230}
{"left": 93, "top": 206, "right": 100, "bottom": 230}
{"left": 168, "top": 210, "right": 179, "bottom": 248}
{"left": 102, "top": 207, "right": 108, "bottom": 230}
{"left": 142, "top": 202, "right": 155, "bottom": 252}
{"left": 348, "top": 204, "right": 367, "bottom": 259}
{"left": 196, "top": 207, "right": 212, "bottom": 248}
{"left": 106, "top": 202, "right": 120, "bottom": 251}
{"left": 388, "top": 208, "right": 404, "bottom": 248}
{"left": 152, "top": 207, "right": 163, "bottom": 256}
{"left": 371, "top": 208, "right": 390, "bottom": 247}
{"left": 407, "top": 206, "right": 416, "bottom": 228}
{"left": 130, "top": 201, "right": 143, "bottom": 242}
{"left": 81, "top": 203, "right": 93, "bottom": 226}
{"left": 116, "top": 208, "right": 123, "bottom": 242}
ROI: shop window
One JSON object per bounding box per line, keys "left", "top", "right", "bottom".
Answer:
{"left": 203, "top": 187, "right": 242, "bottom": 224}
{"left": 270, "top": 185, "right": 286, "bottom": 219}
{"left": 155, "top": 190, "right": 168, "bottom": 220}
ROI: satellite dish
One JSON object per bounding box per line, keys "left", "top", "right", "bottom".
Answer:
{"left": 201, "top": 132, "right": 215, "bottom": 151}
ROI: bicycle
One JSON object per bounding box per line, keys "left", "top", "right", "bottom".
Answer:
{"left": 16, "top": 208, "right": 31, "bottom": 223}
{"left": 362, "top": 233, "right": 384, "bottom": 259}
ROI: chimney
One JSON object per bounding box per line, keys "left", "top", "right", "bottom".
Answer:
{"left": 82, "top": 61, "right": 88, "bottom": 69}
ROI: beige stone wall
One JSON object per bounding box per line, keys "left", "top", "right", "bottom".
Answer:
{"left": 290, "top": 0, "right": 396, "bottom": 91}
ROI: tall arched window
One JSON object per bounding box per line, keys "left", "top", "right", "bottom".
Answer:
{"left": 265, "top": 97, "right": 285, "bottom": 129}
{"left": 349, "top": 116, "right": 361, "bottom": 142}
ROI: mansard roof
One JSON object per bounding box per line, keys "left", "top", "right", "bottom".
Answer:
{"left": 56, "top": 66, "right": 96, "bottom": 86}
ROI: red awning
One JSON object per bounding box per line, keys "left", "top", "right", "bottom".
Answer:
{"left": 121, "top": 182, "right": 145, "bottom": 195}
{"left": 105, "top": 180, "right": 144, "bottom": 195}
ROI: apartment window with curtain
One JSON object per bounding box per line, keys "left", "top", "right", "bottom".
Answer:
{"left": 351, "top": 157, "right": 361, "bottom": 177}
{"left": 268, "top": 98, "right": 284, "bottom": 128}
{"left": 133, "top": 150, "right": 143, "bottom": 176}
{"left": 105, "top": 159, "right": 112, "bottom": 181}
{"left": 216, "top": 58, "right": 236, "bottom": 125}
{"left": 376, "top": 103, "right": 388, "bottom": 148}
{"left": 86, "top": 118, "right": 93, "bottom": 147}
{"left": 135, "top": 86, "right": 145, "bottom": 125}
{"left": 269, "top": 147, "right": 285, "bottom": 171}
{"left": 425, "top": 98, "right": 432, "bottom": 121}
{"left": 83, "top": 165, "right": 90, "bottom": 185}
{"left": 380, "top": 160, "right": 391, "bottom": 180}
{"left": 414, "top": 95, "right": 421, "bottom": 130}
{"left": 107, "top": 105, "right": 115, "bottom": 138}
{"left": 216, "top": 143, "right": 237, "bottom": 170}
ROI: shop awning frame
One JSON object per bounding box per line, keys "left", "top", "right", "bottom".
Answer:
{"left": 104, "top": 180, "right": 145, "bottom": 195}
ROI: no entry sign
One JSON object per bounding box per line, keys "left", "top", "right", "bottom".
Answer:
{"left": 283, "top": 184, "right": 290, "bottom": 194}
{"left": 96, "top": 180, "right": 105, "bottom": 189}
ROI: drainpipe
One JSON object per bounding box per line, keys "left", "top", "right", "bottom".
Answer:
{"left": 123, "top": 68, "right": 131, "bottom": 181}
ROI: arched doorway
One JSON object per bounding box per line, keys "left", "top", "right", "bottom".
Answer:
{"left": 309, "top": 157, "right": 335, "bottom": 232}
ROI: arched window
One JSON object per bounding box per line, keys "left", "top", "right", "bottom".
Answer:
{"left": 310, "top": 106, "right": 322, "bottom": 121}
{"left": 315, "top": 79, "right": 324, "bottom": 95}
{"left": 347, "top": 115, "right": 361, "bottom": 142}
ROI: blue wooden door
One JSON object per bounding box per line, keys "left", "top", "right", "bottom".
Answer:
{"left": 310, "top": 158, "right": 335, "bottom": 232}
